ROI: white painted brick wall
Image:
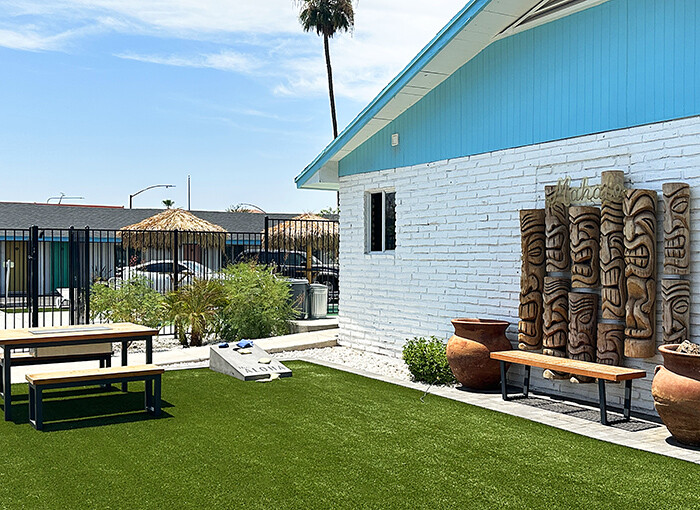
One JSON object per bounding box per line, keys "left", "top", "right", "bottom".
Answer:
{"left": 337, "top": 115, "right": 700, "bottom": 415}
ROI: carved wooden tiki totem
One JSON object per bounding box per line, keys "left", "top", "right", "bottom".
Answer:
{"left": 663, "top": 183, "right": 690, "bottom": 276}
{"left": 662, "top": 280, "right": 690, "bottom": 345}
{"left": 543, "top": 277, "right": 570, "bottom": 378}
{"left": 624, "top": 190, "right": 657, "bottom": 358}
{"left": 598, "top": 171, "right": 626, "bottom": 365}
{"left": 570, "top": 206, "right": 600, "bottom": 289}
{"left": 568, "top": 292, "right": 598, "bottom": 383}
{"left": 545, "top": 186, "right": 570, "bottom": 274}
{"left": 519, "top": 209, "right": 546, "bottom": 351}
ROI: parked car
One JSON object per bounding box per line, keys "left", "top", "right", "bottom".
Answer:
{"left": 233, "top": 250, "right": 339, "bottom": 297}
{"left": 112, "top": 260, "right": 215, "bottom": 293}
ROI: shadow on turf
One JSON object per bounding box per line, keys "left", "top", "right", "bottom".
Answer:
{"left": 6, "top": 387, "right": 173, "bottom": 431}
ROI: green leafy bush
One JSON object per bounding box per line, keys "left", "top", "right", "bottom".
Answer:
{"left": 402, "top": 336, "right": 455, "bottom": 385}
{"left": 90, "top": 277, "right": 164, "bottom": 329}
{"left": 215, "top": 262, "right": 297, "bottom": 342}
{"left": 163, "top": 279, "right": 227, "bottom": 347}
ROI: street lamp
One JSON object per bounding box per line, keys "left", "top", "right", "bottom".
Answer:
{"left": 129, "top": 184, "right": 175, "bottom": 209}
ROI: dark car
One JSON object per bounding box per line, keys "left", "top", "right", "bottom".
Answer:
{"left": 234, "top": 250, "right": 339, "bottom": 297}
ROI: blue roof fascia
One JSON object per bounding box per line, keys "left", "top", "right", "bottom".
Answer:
{"left": 295, "top": 0, "right": 494, "bottom": 188}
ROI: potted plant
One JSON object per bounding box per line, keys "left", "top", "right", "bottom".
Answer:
{"left": 652, "top": 341, "right": 700, "bottom": 446}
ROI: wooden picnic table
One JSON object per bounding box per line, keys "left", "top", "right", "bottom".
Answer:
{"left": 0, "top": 322, "right": 158, "bottom": 421}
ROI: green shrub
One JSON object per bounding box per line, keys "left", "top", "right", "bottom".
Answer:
{"left": 402, "top": 336, "right": 455, "bottom": 385}
{"left": 90, "top": 277, "right": 164, "bottom": 329}
{"left": 163, "top": 279, "right": 227, "bottom": 347}
{"left": 215, "top": 262, "right": 297, "bottom": 342}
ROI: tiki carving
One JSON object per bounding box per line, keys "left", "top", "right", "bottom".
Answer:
{"left": 663, "top": 183, "right": 690, "bottom": 275}
{"left": 597, "top": 323, "right": 624, "bottom": 366}
{"left": 568, "top": 292, "right": 597, "bottom": 383}
{"left": 542, "top": 277, "right": 569, "bottom": 379}
{"left": 570, "top": 206, "right": 600, "bottom": 289}
{"left": 545, "top": 186, "right": 570, "bottom": 274}
{"left": 600, "top": 171, "right": 626, "bottom": 322}
{"left": 519, "top": 209, "right": 546, "bottom": 351}
{"left": 624, "top": 190, "right": 657, "bottom": 359}
{"left": 662, "top": 279, "right": 690, "bottom": 345}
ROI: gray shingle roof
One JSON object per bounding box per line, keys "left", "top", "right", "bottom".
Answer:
{"left": 0, "top": 202, "right": 302, "bottom": 232}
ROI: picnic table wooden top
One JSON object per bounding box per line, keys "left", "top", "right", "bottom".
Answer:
{"left": 0, "top": 322, "right": 159, "bottom": 346}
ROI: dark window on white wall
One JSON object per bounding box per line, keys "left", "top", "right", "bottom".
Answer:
{"left": 368, "top": 191, "right": 396, "bottom": 252}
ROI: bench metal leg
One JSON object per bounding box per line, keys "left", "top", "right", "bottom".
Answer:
{"left": 500, "top": 361, "right": 509, "bottom": 401}
{"left": 28, "top": 385, "right": 35, "bottom": 425}
{"left": 523, "top": 365, "right": 531, "bottom": 398}
{"left": 35, "top": 388, "right": 43, "bottom": 431}
{"left": 3, "top": 346, "right": 11, "bottom": 421}
{"left": 598, "top": 379, "right": 608, "bottom": 426}
{"left": 154, "top": 376, "right": 161, "bottom": 417}
{"left": 121, "top": 341, "right": 128, "bottom": 392}
{"left": 623, "top": 380, "right": 632, "bottom": 421}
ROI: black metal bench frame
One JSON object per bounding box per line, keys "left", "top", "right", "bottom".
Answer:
{"left": 28, "top": 371, "right": 161, "bottom": 430}
{"left": 499, "top": 362, "right": 634, "bottom": 426}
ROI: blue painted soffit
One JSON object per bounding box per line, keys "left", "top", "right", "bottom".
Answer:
{"left": 295, "top": 0, "right": 555, "bottom": 190}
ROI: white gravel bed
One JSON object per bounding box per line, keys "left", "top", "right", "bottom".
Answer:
{"left": 112, "top": 335, "right": 214, "bottom": 353}
{"left": 276, "top": 345, "right": 414, "bottom": 382}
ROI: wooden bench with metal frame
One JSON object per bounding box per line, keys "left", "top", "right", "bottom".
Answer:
{"left": 26, "top": 364, "right": 163, "bottom": 430}
{"left": 490, "top": 350, "right": 647, "bottom": 425}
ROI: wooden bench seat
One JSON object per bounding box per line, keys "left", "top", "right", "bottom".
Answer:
{"left": 490, "top": 350, "right": 646, "bottom": 425}
{"left": 26, "top": 364, "right": 163, "bottom": 430}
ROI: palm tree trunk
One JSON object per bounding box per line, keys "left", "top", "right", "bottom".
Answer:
{"left": 323, "top": 34, "right": 339, "bottom": 139}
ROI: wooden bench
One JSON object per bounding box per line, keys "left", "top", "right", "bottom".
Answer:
{"left": 26, "top": 364, "right": 163, "bottom": 430}
{"left": 490, "top": 351, "right": 646, "bottom": 425}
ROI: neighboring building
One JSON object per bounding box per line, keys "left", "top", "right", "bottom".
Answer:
{"left": 0, "top": 202, "right": 298, "bottom": 295}
{"left": 296, "top": 0, "right": 700, "bottom": 414}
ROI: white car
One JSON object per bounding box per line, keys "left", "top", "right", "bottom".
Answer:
{"left": 113, "top": 260, "right": 215, "bottom": 293}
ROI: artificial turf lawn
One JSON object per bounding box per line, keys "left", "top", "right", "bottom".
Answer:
{"left": 0, "top": 363, "right": 698, "bottom": 509}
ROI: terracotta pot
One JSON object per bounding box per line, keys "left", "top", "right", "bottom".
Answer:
{"left": 652, "top": 344, "right": 700, "bottom": 446}
{"left": 446, "top": 318, "right": 512, "bottom": 390}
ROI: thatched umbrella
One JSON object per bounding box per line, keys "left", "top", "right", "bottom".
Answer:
{"left": 120, "top": 208, "right": 227, "bottom": 252}
{"left": 266, "top": 213, "right": 339, "bottom": 282}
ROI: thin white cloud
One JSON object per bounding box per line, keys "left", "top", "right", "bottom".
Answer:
{"left": 117, "top": 50, "right": 260, "bottom": 74}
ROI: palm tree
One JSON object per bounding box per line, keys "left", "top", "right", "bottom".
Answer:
{"left": 162, "top": 199, "right": 175, "bottom": 209}
{"left": 296, "top": 0, "right": 355, "bottom": 139}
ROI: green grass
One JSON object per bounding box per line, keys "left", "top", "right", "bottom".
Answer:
{"left": 0, "top": 362, "right": 698, "bottom": 509}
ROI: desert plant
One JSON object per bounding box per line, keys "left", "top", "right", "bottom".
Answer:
{"left": 402, "top": 336, "right": 456, "bottom": 385}
{"left": 215, "top": 262, "right": 297, "bottom": 342}
{"left": 90, "top": 277, "right": 164, "bottom": 329}
{"left": 163, "top": 279, "right": 227, "bottom": 347}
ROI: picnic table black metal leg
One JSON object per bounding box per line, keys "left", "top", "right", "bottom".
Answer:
{"left": 500, "top": 361, "right": 508, "bottom": 401}
{"left": 523, "top": 365, "right": 531, "bottom": 398}
{"left": 3, "top": 346, "right": 11, "bottom": 421}
{"left": 623, "top": 380, "right": 632, "bottom": 421}
{"left": 598, "top": 379, "right": 609, "bottom": 425}
{"left": 121, "top": 341, "right": 128, "bottom": 392}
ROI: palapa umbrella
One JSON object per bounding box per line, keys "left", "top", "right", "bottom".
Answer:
{"left": 119, "top": 208, "right": 227, "bottom": 252}
{"left": 266, "top": 213, "right": 339, "bottom": 282}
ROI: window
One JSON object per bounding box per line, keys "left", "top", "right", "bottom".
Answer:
{"left": 368, "top": 190, "right": 396, "bottom": 252}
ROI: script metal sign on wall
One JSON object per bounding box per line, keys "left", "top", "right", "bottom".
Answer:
{"left": 545, "top": 176, "right": 627, "bottom": 206}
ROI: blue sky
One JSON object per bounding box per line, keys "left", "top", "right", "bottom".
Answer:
{"left": 0, "top": 0, "right": 465, "bottom": 213}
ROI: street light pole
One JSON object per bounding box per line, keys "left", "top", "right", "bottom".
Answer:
{"left": 129, "top": 184, "right": 176, "bottom": 209}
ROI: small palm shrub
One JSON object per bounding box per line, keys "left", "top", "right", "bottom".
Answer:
{"left": 402, "top": 336, "right": 456, "bottom": 385}
{"left": 90, "top": 277, "right": 164, "bottom": 329}
{"left": 215, "top": 262, "right": 297, "bottom": 342}
{"left": 163, "top": 279, "right": 227, "bottom": 347}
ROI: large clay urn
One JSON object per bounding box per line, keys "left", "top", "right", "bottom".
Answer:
{"left": 652, "top": 344, "right": 700, "bottom": 446}
{"left": 446, "top": 318, "right": 512, "bottom": 390}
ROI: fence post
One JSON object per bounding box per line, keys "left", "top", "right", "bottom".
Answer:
{"left": 68, "top": 226, "right": 75, "bottom": 325}
{"left": 29, "top": 225, "right": 39, "bottom": 328}
{"left": 264, "top": 216, "right": 269, "bottom": 255}
{"left": 173, "top": 229, "right": 179, "bottom": 292}
{"left": 83, "top": 226, "right": 90, "bottom": 324}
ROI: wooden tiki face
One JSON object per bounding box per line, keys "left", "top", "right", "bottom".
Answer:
{"left": 519, "top": 209, "right": 546, "bottom": 350}
{"left": 545, "top": 186, "right": 570, "bottom": 273}
{"left": 600, "top": 173, "right": 626, "bottom": 321}
{"left": 543, "top": 277, "right": 569, "bottom": 349}
{"left": 570, "top": 206, "right": 600, "bottom": 288}
{"left": 624, "top": 190, "right": 657, "bottom": 346}
{"left": 597, "top": 323, "right": 624, "bottom": 366}
{"left": 568, "top": 292, "right": 597, "bottom": 362}
{"left": 662, "top": 279, "right": 690, "bottom": 345}
{"left": 663, "top": 183, "right": 690, "bottom": 275}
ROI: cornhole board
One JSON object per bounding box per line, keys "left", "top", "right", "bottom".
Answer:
{"left": 209, "top": 344, "right": 292, "bottom": 381}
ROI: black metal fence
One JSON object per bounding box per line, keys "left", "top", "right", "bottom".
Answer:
{"left": 0, "top": 217, "right": 339, "bottom": 331}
